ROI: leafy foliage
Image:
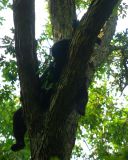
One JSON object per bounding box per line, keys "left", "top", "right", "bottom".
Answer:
{"left": 72, "top": 29, "right": 128, "bottom": 159}
{"left": 73, "top": 73, "right": 128, "bottom": 159}
{"left": 119, "top": 2, "right": 128, "bottom": 18}
{"left": 108, "top": 29, "right": 128, "bottom": 92}
{"left": 0, "top": 0, "right": 11, "bottom": 25}
{"left": 0, "top": 84, "right": 30, "bottom": 159}
{"left": 75, "top": 0, "right": 90, "bottom": 9}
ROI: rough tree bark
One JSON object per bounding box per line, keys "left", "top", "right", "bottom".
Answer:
{"left": 48, "top": 0, "right": 76, "bottom": 40}
{"left": 13, "top": 0, "right": 120, "bottom": 160}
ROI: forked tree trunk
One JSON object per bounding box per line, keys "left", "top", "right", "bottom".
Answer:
{"left": 13, "top": 0, "right": 120, "bottom": 159}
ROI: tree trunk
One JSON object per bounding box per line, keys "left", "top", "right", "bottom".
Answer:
{"left": 13, "top": 0, "right": 120, "bottom": 159}
{"left": 48, "top": 0, "right": 76, "bottom": 40}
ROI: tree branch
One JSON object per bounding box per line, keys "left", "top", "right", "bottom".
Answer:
{"left": 51, "top": 0, "right": 120, "bottom": 120}
{"left": 13, "top": 0, "right": 41, "bottom": 120}
{"left": 38, "top": 0, "right": 120, "bottom": 159}
{"left": 48, "top": 0, "right": 76, "bottom": 40}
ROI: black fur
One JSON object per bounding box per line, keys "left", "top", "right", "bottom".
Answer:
{"left": 40, "top": 39, "right": 71, "bottom": 111}
{"left": 75, "top": 78, "right": 89, "bottom": 115}
{"left": 51, "top": 39, "right": 70, "bottom": 79}
{"left": 11, "top": 107, "right": 26, "bottom": 151}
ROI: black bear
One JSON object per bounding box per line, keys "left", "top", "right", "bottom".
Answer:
{"left": 11, "top": 19, "right": 101, "bottom": 151}
{"left": 11, "top": 107, "right": 26, "bottom": 151}
{"left": 11, "top": 38, "right": 87, "bottom": 151}
{"left": 39, "top": 39, "right": 71, "bottom": 111}
{"left": 11, "top": 39, "right": 71, "bottom": 151}
{"left": 51, "top": 39, "right": 71, "bottom": 80}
